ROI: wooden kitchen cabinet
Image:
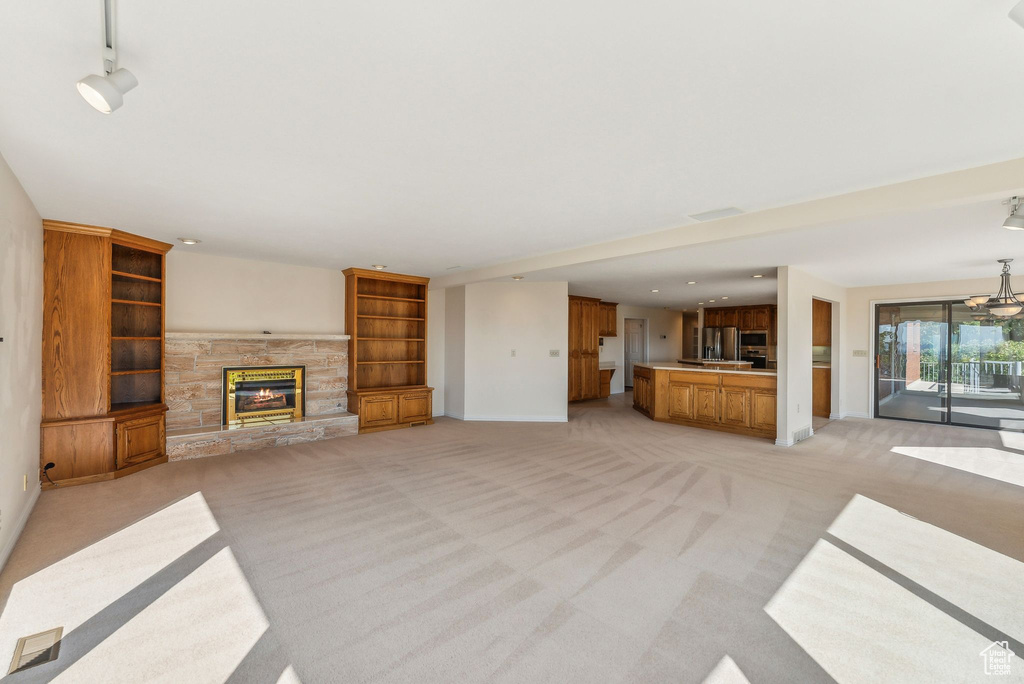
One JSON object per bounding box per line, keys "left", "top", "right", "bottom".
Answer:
{"left": 812, "top": 299, "right": 832, "bottom": 346}
{"left": 703, "top": 309, "right": 720, "bottom": 327}
{"left": 753, "top": 307, "right": 770, "bottom": 330}
{"left": 115, "top": 412, "right": 165, "bottom": 469}
{"left": 813, "top": 367, "right": 831, "bottom": 418}
{"left": 598, "top": 302, "right": 617, "bottom": 337}
{"left": 703, "top": 305, "right": 776, "bottom": 333}
{"left": 569, "top": 295, "right": 601, "bottom": 401}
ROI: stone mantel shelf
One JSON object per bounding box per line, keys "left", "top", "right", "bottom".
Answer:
{"left": 167, "top": 331, "right": 350, "bottom": 341}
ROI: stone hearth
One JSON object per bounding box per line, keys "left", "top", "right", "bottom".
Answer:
{"left": 164, "top": 332, "right": 357, "bottom": 460}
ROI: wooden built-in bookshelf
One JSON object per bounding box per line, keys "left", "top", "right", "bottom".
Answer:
{"left": 344, "top": 268, "right": 433, "bottom": 433}
{"left": 40, "top": 221, "right": 171, "bottom": 488}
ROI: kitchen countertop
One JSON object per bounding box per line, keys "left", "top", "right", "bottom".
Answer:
{"left": 812, "top": 362, "right": 831, "bottom": 369}
{"left": 676, "top": 358, "right": 753, "bottom": 366}
{"left": 636, "top": 362, "right": 776, "bottom": 376}
{"left": 599, "top": 362, "right": 619, "bottom": 370}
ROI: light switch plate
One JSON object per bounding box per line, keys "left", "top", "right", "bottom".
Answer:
{"left": 853, "top": 350, "right": 868, "bottom": 357}
{"left": 549, "top": 350, "right": 560, "bottom": 357}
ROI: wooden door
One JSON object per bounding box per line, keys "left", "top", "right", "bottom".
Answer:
{"left": 116, "top": 414, "right": 165, "bottom": 468}
{"left": 582, "top": 300, "right": 600, "bottom": 399}
{"left": 739, "top": 309, "right": 754, "bottom": 331}
{"left": 624, "top": 318, "right": 646, "bottom": 387}
{"left": 751, "top": 391, "right": 777, "bottom": 432}
{"left": 693, "top": 384, "right": 719, "bottom": 423}
{"left": 568, "top": 297, "right": 583, "bottom": 401}
{"left": 720, "top": 388, "right": 749, "bottom": 428}
{"left": 667, "top": 382, "right": 693, "bottom": 420}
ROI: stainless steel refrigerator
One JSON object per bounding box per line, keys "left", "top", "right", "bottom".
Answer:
{"left": 702, "top": 327, "right": 739, "bottom": 361}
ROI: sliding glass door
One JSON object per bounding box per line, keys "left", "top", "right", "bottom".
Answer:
{"left": 949, "top": 304, "right": 1024, "bottom": 430}
{"left": 875, "top": 301, "right": 1024, "bottom": 431}
{"left": 876, "top": 303, "right": 949, "bottom": 424}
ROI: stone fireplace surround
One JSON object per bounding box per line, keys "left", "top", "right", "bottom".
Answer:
{"left": 164, "top": 332, "right": 357, "bottom": 460}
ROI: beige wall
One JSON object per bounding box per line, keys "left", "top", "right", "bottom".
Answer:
{"left": 166, "top": 251, "right": 345, "bottom": 334}
{"left": 444, "top": 282, "right": 569, "bottom": 421}
{"left": 426, "top": 288, "right": 445, "bottom": 416}
{"left": 844, "top": 275, "right": 1024, "bottom": 418}
{"left": 777, "top": 267, "right": 847, "bottom": 445}
{"left": 0, "top": 153, "right": 43, "bottom": 568}
{"left": 600, "top": 305, "right": 683, "bottom": 394}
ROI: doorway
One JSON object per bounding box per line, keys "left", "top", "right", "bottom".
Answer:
{"left": 624, "top": 318, "right": 647, "bottom": 388}
{"left": 875, "top": 301, "right": 1024, "bottom": 430}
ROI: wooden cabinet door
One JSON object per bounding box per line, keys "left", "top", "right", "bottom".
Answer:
{"left": 703, "top": 309, "right": 718, "bottom": 327}
{"left": 720, "top": 388, "right": 749, "bottom": 428}
{"left": 633, "top": 368, "right": 652, "bottom": 416}
{"left": 751, "top": 391, "right": 777, "bottom": 432}
{"left": 753, "top": 307, "right": 770, "bottom": 330}
{"left": 582, "top": 353, "right": 599, "bottom": 399}
{"left": 399, "top": 392, "right": 431, "bottom": 423}
{"left": 721, "top": 309, "right": 738, "bottom": 328}
{"left": 693, "top": 384, "right": 719, "bottom": 423}
{"left": 812, "top": 299, "right": 832, "bottom": 346}
{"left": 739, "top": 309, "right": 754, "bottom": 331}
{"left": 116, "top": 413, "right": 165, "bottom": 468}
{"left": 583, "top": 300, "right": 600, "bottom": 353}
{"left": 667, "top": 382, "right": 693, "bottom": 420}
{"left": 812, "top": 368, "right": 831, "bottom": 418}
{"left": 568, "top": 297, "right": 582, "bottom": 400}
{"left": 360, "top": 394, "right": 397, "bottom": 428}
{"left": 768, "top": 306, "right": 778, "bottom": 345}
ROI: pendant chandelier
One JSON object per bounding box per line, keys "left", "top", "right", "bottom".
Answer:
{"left": 977, "top": 259, "right": 1023, "bottom": 317}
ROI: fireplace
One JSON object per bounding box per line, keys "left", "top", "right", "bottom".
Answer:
{"left": 222, "top": 366, "right": 305, "bottom": 426}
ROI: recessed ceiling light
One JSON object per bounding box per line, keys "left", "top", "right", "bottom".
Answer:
{"left": 651, "top": 289, "right": 659, "bottom": 293}
{"left": 372, "top": 264, "right": 387, "bottom": 270}
{"left": 177, "top": 238, "right": 201, "bottom": 245}
{"left": 512, "top": 275, "right": 524, "bottom": 280}
{"left": 752, "top": 274, "right": 764, "bottom": 278}
{"left": 709, "top": 299, "right": 716, "bottom": 303}
{"left": 687, "top": 281, "right": 697, "bottom": 285}
{"left": 698, "top": 302, "right": 704, "bottom": 305}
{"left": 721, "top": 296, "right": 729, "bottom": 300}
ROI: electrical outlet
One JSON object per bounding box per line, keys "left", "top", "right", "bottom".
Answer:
{"left": 511, "top": 349, "right": 516, "bottom": 357}
{"left": 549, "top": 349, "right": 560, "bottom": 357}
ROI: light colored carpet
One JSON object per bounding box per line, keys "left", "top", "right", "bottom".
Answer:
{"left": 2, "top": 392, "right": 1023, "bottom": 683}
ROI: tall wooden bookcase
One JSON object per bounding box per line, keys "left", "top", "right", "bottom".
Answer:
{"left": 40, "top": 221, "right": 171, "bottom": 488}
{"left": 343, "top": 268, "right": 434, "bottom": 433}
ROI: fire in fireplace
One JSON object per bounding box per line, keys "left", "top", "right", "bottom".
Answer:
{"left": 223, "top": 366, "right": 305, "bottom": 426}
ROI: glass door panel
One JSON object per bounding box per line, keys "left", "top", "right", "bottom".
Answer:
{"left": 950, "top": 305, "right": 1024, "bottom": 430}
{"left": 876, "top": 303, "right": 949, "bottom": 423}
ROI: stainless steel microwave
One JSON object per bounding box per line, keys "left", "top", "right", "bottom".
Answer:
{"left": 740, "top": 331, "right": 768, "bottom": 347}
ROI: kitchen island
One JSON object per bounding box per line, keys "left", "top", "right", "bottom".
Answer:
{"left": 632, "top": 362, "right": 776, "bottom": 439}
{"left": 676, "top": 358, "right": 754, "bottom": 370}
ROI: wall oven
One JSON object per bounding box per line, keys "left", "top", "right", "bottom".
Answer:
{"left": 740, "top": 330, "right": 768, "bottom": 347}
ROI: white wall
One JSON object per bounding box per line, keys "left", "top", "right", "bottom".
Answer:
{"left": 599, "top": 305, "right": 683, "bottom": 394}
{"left": 844, "top": 274, "right": 1024, "bottom": 418}
{"left": 0, "top": 153, "right": 43, "bottom": 569}
{"left": 445, "top": 282, "right": 569, "bottom": 421}
{"left": 444, "top": 286, "right": 466, "bottom": 419}
{"left": 777, "top": 266, "right": 847, "bottom": 445}
{"left": 166, "top": 251, "right": 345, "bottom": 333}
{"left": 426, "top": 288, "right": 445, "bottom": 416}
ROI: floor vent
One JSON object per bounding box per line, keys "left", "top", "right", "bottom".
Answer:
{"left": 8, "top": 627, "right": 62, "bottom": 675}
{"left": 793, "top": 426, "right": 813, "bottom": 443}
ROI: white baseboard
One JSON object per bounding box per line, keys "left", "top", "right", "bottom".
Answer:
{"left": 0, "top": 486, "right": 40, "bottom": 572}
{"left": 462, "top": 415, "right": 568, "bottom": 423}
{"left": 843, "top": 411, "right": 871, "bottom": 419}
{"left": 775, "top": 438, "right": 794, "bottom": 447}
{"left": 445, "top": 411, "right": 465, "bottom": 420}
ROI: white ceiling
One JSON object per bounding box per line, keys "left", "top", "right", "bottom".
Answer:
{"left": 535, "top": 199, "right": 1021, "bottom": 308}
{"left": 2, "top": 1, "right": 1024, "bottom": 277}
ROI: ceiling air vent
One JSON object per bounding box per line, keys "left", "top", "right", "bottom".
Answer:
{"left": 688, "top": 207, "right": 744, "bottom": 222}
{"left": 8, "top": 627, "right": 63, "bottom": 675}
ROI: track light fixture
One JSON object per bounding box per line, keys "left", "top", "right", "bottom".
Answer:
{"left": 77, "top": 0, "right": 137, "bottom": 113}
{"left": 1004, "top": 197, "right": 1024, "bottom": 230}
